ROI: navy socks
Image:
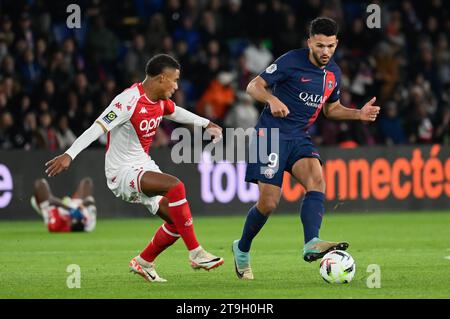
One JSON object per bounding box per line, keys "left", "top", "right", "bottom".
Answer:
{"left": 300, "top": 191, "right": 325, "bottom": 243}
{"left": 238, "top": 206, "right": 268, "bottom": 252}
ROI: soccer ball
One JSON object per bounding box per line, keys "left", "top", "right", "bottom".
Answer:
{"left": 319, "top": 250, "right": 356, "bottom": 284}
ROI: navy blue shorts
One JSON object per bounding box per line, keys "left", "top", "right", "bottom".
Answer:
{"left": 245, "top": 132, "right": 322, "bottom": 187}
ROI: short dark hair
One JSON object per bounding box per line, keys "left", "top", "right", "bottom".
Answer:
{"left": 309, "top": 17, "right": 339, "bottom": 37}
{"left": 145, "top": 54, "right": 180, "bottom": 77}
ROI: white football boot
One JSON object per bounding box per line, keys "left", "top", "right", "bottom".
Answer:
{"left": 129, "top": 256, "right": 167, "bottom": 282}
{"left": 189, "top": 247, "right": 224, "bottom": 271}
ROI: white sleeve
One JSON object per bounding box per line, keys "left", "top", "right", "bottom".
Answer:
{"left": 95, "top": 91, "right": 136, "bottom": 132}
{"left": 164, "top": 105, "right": 210, "bottom": 127}
{"left": 65, "top": 89, "right": 138, "bottom": 160}
{"left": 65, "top": 122, "right": 104, "bottom": 160}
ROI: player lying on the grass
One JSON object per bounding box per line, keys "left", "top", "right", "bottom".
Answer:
{"left": 232, "top": 17, "right": 380, "bottom": 280}
{"left": 31, "top": 177, "right": 97, "bottom": 232}
{"left": 44, "top": 54, "right": 224, "bottom": 282}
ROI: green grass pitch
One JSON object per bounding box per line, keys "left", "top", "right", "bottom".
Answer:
{"left": 1, "top": 212, "right": 449, "bottom": 299}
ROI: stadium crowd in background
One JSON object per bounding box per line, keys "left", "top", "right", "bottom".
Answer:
{"left": 0, "top": 0, "right": 449, "bottom": 151}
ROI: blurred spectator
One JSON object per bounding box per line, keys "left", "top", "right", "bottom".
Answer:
{"left": 243, "top": 39, "right": 273, "bottom": 75}
{"left": 38, "top": 112, "right": 59, "bottom": 150}
{"left": 164, "top": 0, "right": 183, "bottom": 33}
{"left": 225, "top": 91, "right": 259, "bottom": 130}
{"left": 56, "top": 115, "right": 77, "bottom": 150}
{"left": 275, "top": 12, "right": 301, "bottom": 57}
{"left": 17, "top": 13, "right": 35, "bottom": 50}
{"left": 62, "top": 37, "right": 84, "bottom": 75}
{"left": 22, "top": 112, "right": 44, "bottom": 150}
{"left": 124, "top": 34, "right": 150, "bottom": 81}
{"left": 35, "top": 38, "right": 49, "bottom": 70}
{"left": 72, "top": 72, "right": 92, "bottom": 107}
{"left": 222, "top": 0, "right": 246, "bottom": 39}
{"left": 19, "top": 49, "right": 41, "bottom": 92}
{"left": 0, "top": 16, "right": 15, "bottom": 46}
{"left": 0, "top": 111, "right": 15, "bottom": 149}
{"left": 1, "top": 55, "right": 15, "bottom": 77}
{"left": 37, "top": 78, "right": 58, "bottom": 111}
{"left": 378, "top": 101, "right": 407, "bottom": 145}
{"left": 434, "top": 105, "right": 450, "bottom": 144}
{"left": 146, "top": 13, "right": 169, "bottom": 55}
{"left": 172, "top": 16, "right": 200, "bottom": 55}
{"left": 84, "top": 15, "right": 119, "bottom": 77}
{"left": 406, "top": 104, "right": 434, "bottom": 144}
{"left": 197, "top": 71, "right": 235, "bottom": 124}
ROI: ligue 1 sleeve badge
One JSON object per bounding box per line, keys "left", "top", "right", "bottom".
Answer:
{"left": 265, "top": 64, "right": 277, "bottom": 74}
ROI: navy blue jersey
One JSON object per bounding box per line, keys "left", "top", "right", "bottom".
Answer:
{"left": 257, "top": 48, "right": 342, "bottom": 140}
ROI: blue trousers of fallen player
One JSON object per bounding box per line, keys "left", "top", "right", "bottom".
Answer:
{"left": 300, "top": 191, "right": 325, "bottom": 243}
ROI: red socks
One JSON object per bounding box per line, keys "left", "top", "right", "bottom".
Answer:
{"left": 165, "top": 182, "right": 200, "bottom": 251}
{"left": 140, "top": 182, "right": 200, "bottom": 263}
{"left": 140, "top": 222, "right": 179, "bottom": 262}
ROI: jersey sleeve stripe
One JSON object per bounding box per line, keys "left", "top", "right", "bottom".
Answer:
{"left": 95, "top": 120, "right": 108, "bottom": 133}
{"left": 136, "top": 170, "right": 144, "bottom": 193}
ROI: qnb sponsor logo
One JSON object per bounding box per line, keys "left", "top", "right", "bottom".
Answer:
{"left": 139, "top": 116, "right": 162, "bottom": 134}
{"left": 0, "top": 164, "right": 13, "bottom": 208}
{"left": 198, "top": 152, "right": 259, "bottom": 204}
{"left": 299, "top": 92, "right": 324, "bottom": 108}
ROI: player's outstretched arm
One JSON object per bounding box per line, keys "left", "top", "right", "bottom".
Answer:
{"left": 323, "top": 97, "right": 380, "bottom": 122}
{"left": 165, "top": 105, "right": 223, "bottom": 143}
{"left": 45, "top": 122, "right": 105, "bottom": 177}
{"left": 246, "top": 76, "right": 289, "bottom": 118}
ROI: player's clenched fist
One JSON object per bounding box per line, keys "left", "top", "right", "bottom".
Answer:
{"left": 205, "top": 121, "right": 223, "bottom": 143}
{"left": 45, "top": 153, "right": 72, "bottom": 177}
{"left": 360, "top": 97, "right": 380, "bottom": 122}
{"left": 268, "top": 96, "right": 290, "bottom": 118}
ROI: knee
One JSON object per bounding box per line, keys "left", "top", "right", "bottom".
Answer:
{"left": 166, "top": 178, "right": 185, "bottom": 200}
{"left": 306, "top": 175, "right": 326, "bottom": 193}
{"left": 34, "top": 178, "right": 48, "bottom": 190}
{"left": 34, "top": 179, "right": 50, "bottom": 195}
{"left": 257, "top": 197, "right": 279, "bottom": 216}
{"left": 168, "top": 178, "right": 183, "bottom": 192}
{"left": 80, "top": 177, "right": 94, "bottom": 188}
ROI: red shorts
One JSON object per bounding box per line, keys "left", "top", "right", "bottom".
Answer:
{"left": 47, "top": 207, "right": 71, "bottom": 232}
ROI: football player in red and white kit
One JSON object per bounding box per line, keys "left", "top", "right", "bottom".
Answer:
{"left": 31, "top": 177, "right": 97, "bottom": 233}
{"left": 45, "top": 54, "right": 224, "bottom": 282}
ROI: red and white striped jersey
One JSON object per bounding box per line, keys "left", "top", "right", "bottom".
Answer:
{"left": 95, "top": 82, "right": 175, "bottom": 178}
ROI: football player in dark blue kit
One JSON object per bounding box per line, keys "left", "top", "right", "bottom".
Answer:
{"left": 232, "top": 17, "right": 380, "bottom": 280}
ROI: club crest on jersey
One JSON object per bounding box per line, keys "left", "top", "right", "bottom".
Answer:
{"left": 328, "top": 80, "right": 334, "bottom": 90}
{"left": 265, "top": 64, "right": 277, "bottom": 74}
{"left": 263, "top": 168, "right": 275, "bottom": 179}
{"left": 102, "top": 111, "right": 117, "bottom": 124}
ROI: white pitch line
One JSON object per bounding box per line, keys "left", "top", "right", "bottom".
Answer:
{"left": 444, "top": 256, "right": 450, "bottom": 260}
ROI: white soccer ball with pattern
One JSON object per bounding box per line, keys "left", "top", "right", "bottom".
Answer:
{"left": 319, "top": 250, "right": 356, "bottom": 284}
